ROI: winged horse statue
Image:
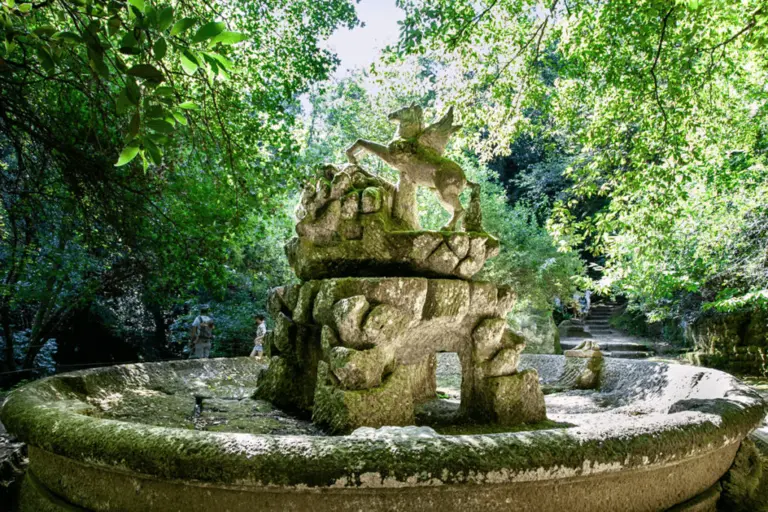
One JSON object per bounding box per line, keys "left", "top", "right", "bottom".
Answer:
{"left": 346, "top": 104, "right": 479, "bottom": 231}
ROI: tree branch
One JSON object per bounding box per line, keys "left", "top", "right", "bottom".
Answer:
{"left": 650, "top": 6, "right": 675, "bottom": 135}
{"left": 447, "top": 0, "right": 501, "bottom": 49}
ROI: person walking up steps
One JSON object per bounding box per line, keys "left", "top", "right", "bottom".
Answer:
{"left": 250, "top": 314, "right": 267, "bottom": 358}
{"left": 190, "top": 305, "right": 215, "bottom": 359}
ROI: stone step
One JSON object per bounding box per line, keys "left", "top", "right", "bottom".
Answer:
{"left": 561, "top": 340, "right": 652, "bottom": 352}
{"left": 604, "top": 351, "right": 653, "bottom": 359}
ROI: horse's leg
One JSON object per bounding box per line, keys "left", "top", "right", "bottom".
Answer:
{"left": 346, "top": 139, "right": 394, "bottom": 166}
{"left": 437, "top": 189, "right": 465, "bottom": 231}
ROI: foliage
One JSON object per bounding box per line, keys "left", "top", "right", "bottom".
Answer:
{"left": 0, "top": 0, "right": 359, "bottom": 377}
{"left": 392, "top": 0, "right": 768, "bottom": 320}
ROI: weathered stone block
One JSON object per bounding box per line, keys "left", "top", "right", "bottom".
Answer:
{"left": 473, "top": 317, "right": 507, "bottom": 361}
{"left": 295, "top": 199, "right": 341, "bottom": 244}
{"left": 486, "top": 370, "right": 547, "bottom": 425}
{"left": 485, "top": 347, "right": 522, "bottom": 377}
{"left": 361, "top": 187, "right": 383, "bottom": 213}
{"left": 496, "top": 286, "right": 516, "bottom": 317}
{"left": 329, "top": 346, "right": 390, "bottom": 390}
{"left": 456, "top": 256, "right": 484, "bottom": 278}
{"left": 339, "top": 220, "right": 363, "bottom": 240}
{"left": 426, "top": 243, "right": 460, "bottom": 274}
{"left": 447, "top": 233, "right": 470, "bottom": 259}
{"left": 469, "top": 282, "right": 499, "bottom": 317}
{"left": 362, "top": 304, "right": 414, "bottom": 347}
{"left": 423, "top": 280, "right": 469, "bottom": 319}
{"left": 330, "top": 171, "right": 352, "bottom": 199}
{"left": 410, "top": 233, "right": 443, "bottom": 261}
{"left": 320, "top": 325, "right": 339, "bottom": 356}
{"left": 332, "top": 295, "right": 370, "bottom": 348}
{"left": 294, "top": 281, "right": 321, "bottom": 324}
{"left": 313, "top": 278, "right": 428, "bottom": 326}
{"left": 340, "top": 192, "right": 359, "bottom": 219}
{"left": 271, "top": 313, "right": 295, "bottom": 354}
{"left": 313, "top": 362, "right": 415, "bottom": 434}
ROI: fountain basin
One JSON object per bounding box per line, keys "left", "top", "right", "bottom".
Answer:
{"left": 2, "top": 355, "right": 764, "bottom": 511}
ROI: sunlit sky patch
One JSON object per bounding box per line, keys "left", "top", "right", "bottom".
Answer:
{"left": 322, "top": 0, "right": 403, "bottom": 78}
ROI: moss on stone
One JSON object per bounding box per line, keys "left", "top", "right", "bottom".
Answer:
{"left": 433, "top": 419, "right": 570, "bottom": 436}
{"left": 1, "top": 357, "right": 765, "bottom": 491}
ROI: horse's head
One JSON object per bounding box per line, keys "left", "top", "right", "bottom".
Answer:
{"left": 388, "top": 103, "right": 423, "bottom": 138}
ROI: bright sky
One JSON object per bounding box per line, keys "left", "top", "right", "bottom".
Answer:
{"left": 323, "top": 0, "right": 404, "bottom": 77}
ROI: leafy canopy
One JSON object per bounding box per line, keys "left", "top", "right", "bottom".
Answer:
{"left": 392, "top": 0, "right": 768, "bottom": 316}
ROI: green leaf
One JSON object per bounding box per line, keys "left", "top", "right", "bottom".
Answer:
{"left": 146, "top": 105, "right": 167, "bottom": 118}
{"left": 115, "top": 145, "right": 140, "bottom": 166}
{"left": 209, "top": 31, "right": 247, "bottom": 45}
{"left": 203, "top": 51, "right": 233, "bottom": 70}
{"left": 147, "top": 119, "right": 174, "bottom": 133}
{"left": 192, "top": 21, "right": 226, "bottom": 43}
{"left": 87, "top": 47, "right": 110, "bottom": 77}
{"left": 36, "top": 46, "right": 55, "bottom": 73}
{"left": 178, "top": 101, "right": 199, "bottom": 110}
{"left": 119, "top": 32, "right": 140, "bottom": 55}
{"left": 52, "top": 31, "right": 83, "bottom": 43}
{"left": 126, "top": 64, "right": 164, "bottom": 82}
{"left": 129, "top": 112, "right": 140, "bottom": 137}
{"left": 116, "top": 90, "right": 134, "bottom": 114}
{"left": 146, "top": 133, "right": 169, "bottom": 145}
{"left": 170, "top": 17, "right": 196, "bottom": 37}
{"left": 33, "top": 25, "right": 57, "bottom": 37}
{"left": 107, "top": 16, "right": 122, "bottom": 36}
{"left": 125, "top": 80, "right": 141, "bottom": 105}
{"left": 172, "top": 110, "right": 188, "bottom": 125}
{"left": 154, "top": 86, "right": 174, "bottom": 96}
{"left": 143, "top": 136, "right": 163, "bottom": 165}
{"left": 158, "top": 7, "right": 174, "bottom": 31}
{"left": 127, "top": 0, "right": 145, "bottom": 13}
{"left": 17, "top": 3, "right": 31, "bottom": 13}
{"left": 180, "top": 49, "right": 199, "bottom": 75}
{"left": 153, "top": 37, "right": 167, "bottom": 59}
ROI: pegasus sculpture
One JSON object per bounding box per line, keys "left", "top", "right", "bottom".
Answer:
{"left": 346, "top": 104, "right": 479, "bottom": 231}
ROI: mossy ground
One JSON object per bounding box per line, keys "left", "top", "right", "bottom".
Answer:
{"left": 92, "top": 390, "right": 323, "bottom": 435}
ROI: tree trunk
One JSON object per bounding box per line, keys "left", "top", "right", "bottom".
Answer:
{"left": 149, "top": 302, "right": 167, "bottom": 347}
{"left": 0, "top": 305, "right": 16, "bottom": 372}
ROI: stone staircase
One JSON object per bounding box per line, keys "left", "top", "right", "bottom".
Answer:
{"left": 560, "top": 302, "right": 656, "bottom": 359}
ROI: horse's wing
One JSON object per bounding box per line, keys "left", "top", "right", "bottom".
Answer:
{"left": 418, "top": 107, "right": 462, "bottom": 154}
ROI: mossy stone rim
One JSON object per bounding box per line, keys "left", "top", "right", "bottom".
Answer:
{"left": 1, "top": 356, "right": 764, "bottom": 489}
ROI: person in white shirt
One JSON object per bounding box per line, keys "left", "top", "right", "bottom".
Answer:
{"left": 250, "top": 314, "right": 267, "bottom": 358}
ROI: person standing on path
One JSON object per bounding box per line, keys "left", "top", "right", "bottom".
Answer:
{"left": 250, "top": 314, "right": 267, "bottom": 358}
{"left": 190, "top": 305, "right": 215, "bottom": 359}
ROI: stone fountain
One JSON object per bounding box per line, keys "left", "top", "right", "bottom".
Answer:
{"left": 1, "top": 106, "right": 766, "bottom": 511}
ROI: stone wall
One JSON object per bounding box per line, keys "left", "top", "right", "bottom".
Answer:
{"left": 686, "top": 309, "right": 768, "bottom": 376}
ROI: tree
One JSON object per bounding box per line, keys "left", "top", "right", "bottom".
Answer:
{"left": 392, "top": 0, "right": 768, "bottom": 319}
{"left": 0, "top": 0, "right": 359, "bottom": 377}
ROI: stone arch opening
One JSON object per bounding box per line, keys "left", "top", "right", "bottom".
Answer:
{"left": 414, "top": 351, "right": 463, "bottom": 428}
